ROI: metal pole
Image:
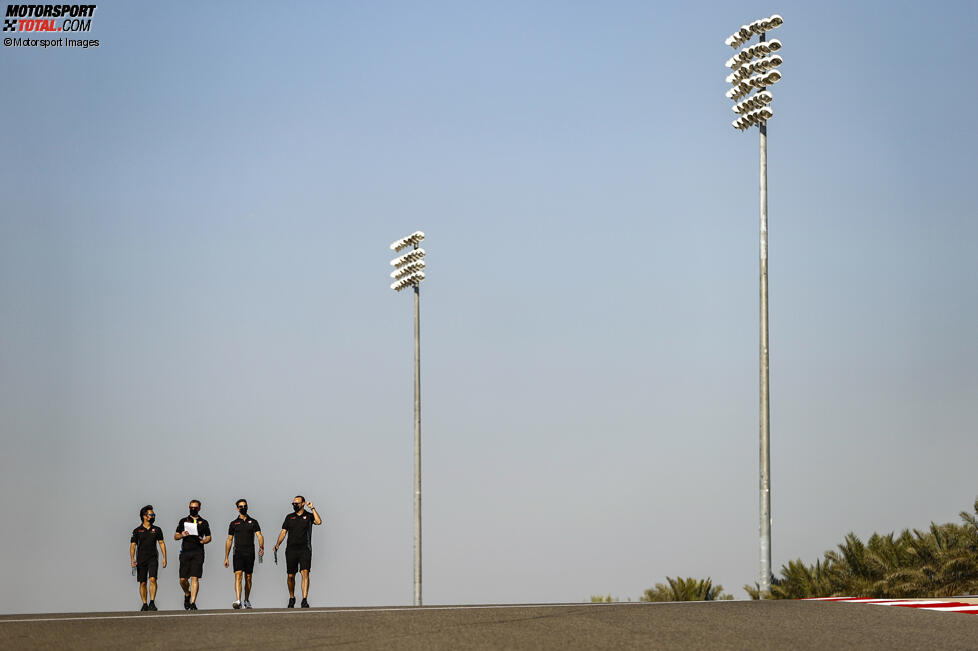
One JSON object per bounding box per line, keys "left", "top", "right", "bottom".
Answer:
{"left": 758, "top": 29, "right": 772, "bottom": 593}
{"left": 413, "top": 274, "right": 422, "bottom": 606}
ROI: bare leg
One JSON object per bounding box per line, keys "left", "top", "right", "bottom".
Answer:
{"left": 190, "top": 577, "right": 199, "bottom": 603}
{"left": 234, "top": 571, "right": 242, "bottom": 602}
{"left": 148, "top": 577, "right": 157, "bottom": 601}
{"left": 139, "top": 581, "right": 147, "bottom": 604}
{"left": 244, "top": 574, "right": 252, "bottom": 601}
{"left": 180, "top": 577, "right": 190, "bottom": 597}
{"left": 301, "top": 569, "right": 310, "bottom": 599}
{"left": 287, "top": 574, "right": 296, "bottom": 598}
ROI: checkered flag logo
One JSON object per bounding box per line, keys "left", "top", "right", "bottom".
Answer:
{"left": 3, "top": 19, "right": 16, "bottom": 31}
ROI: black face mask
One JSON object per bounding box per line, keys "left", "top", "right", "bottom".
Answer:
{"left": 292, "top": 503, "right": 302, "bottom": 513}
{"left": 189, "top": 507, "right": 200, "bottom": 516}
{"left": 238, "top": 507, "right": 248, "bottom": 515}
{"left": 147, "top": 516, "right": 155, "bottom": 525}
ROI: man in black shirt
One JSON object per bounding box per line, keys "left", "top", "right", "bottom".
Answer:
{"left": 174, "top": 499, "right": 212, "bottom": 611}
{"left": 273, "top": 495, "right": 322, "bottom": 608}
{"left": 224, "top": 498, "right": 264, "bottom": 609}
{"left": 130, "top": 505, "right": 166, "bottom": 612}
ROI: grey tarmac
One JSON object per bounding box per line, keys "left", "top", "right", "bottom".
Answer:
{"left": 3, "top": 600, "right": 978, "bottom": 650}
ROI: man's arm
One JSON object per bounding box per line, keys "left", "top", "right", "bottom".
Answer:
{"left": 256, "top": 531, "right": 265, "bottom": 557}
{"left": 308, "top": 503, "right": 323, "bottom": 526}
{"left": 130, "top": 542, "right": 137, "bottom": 567}
{"left": 224, "top": 535, "right": 233, "bottom": 567}
{"left": 159, "top": 540, "right": 167, "bottom": 568}
{"left": 273, "top": 529, "right": 287, "bottom": 551}
{"left": 201, "top": 521, "right": 212, "bottom": 545}
{"left": 174, "top": 522, "right": 187, "bottom": 542}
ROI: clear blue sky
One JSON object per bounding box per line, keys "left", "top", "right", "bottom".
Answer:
{"left": 1, "top": 0, "right": 976, "bottom": 613}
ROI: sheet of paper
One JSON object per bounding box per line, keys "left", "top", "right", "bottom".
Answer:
{"left": 184, "top": 521, "right": 198, "bottom": 537}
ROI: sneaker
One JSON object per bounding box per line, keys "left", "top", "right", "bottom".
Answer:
{"left": 287, "top": 597, "right": 296, "bottom": 608}
{"left": 301, "top": 598, "right": 309, "bottom": 608}
{"left": 140, "top": 603, "right": 149, "bottom": 612}
{"left": 232, "top": 600, "right": 241, "bottom": 610}
{"left": 189, "top": 602, "right": 198, "bottom": 611}
{"left": 184, "top": 594, "right": 191, "bottom": 610}
{"left": 243, "top": 600, "right": 252, "bottom": 609}
{"left": 148, "top": 601, "right": 158, "bottom": 611}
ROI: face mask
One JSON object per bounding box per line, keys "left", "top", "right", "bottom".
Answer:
{"left": 148, "top": 516, "right": 155, "bottom": 525}
{"left": 189, "top": 507, "right": 200, "bottom": 516}
{"left": 292, "top": 503, "right": 302, "bottom": 513}
{"left": 238, "top": 507, "right": 248, "bottom": 515}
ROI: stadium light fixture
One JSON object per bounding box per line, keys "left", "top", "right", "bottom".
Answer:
{"left": 391, "top": 260, "right": 426, "bottom": 282}
{"left": 732, "top": 91, "right": 774, "bottom": 115}
{"left": 390, "top": 251, "right": 427, "bottom": 291}
{"left": 724, "top": 13, "right": 784, "bottom": 598}
{"left": 390, "top": 230, "right": 425, "bottom": 253}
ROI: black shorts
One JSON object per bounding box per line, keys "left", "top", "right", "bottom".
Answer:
{"left": 135, "top": 558, "right": 158, "bottom": 583}
{"left": 179, "top": 550, "right": 204, "bottom": 579}
{"left": 285, "top": 548, "right": 311, "bottom": 574}
{"left": 233, "top": 550, "right": 255, "bottom": 574}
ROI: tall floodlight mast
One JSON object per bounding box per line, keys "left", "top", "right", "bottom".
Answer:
{"left": 389, "top": 230, "right": 426, "bottom": 606}
{"left": 724, "top": 13, "right": 784, "bottom": 597}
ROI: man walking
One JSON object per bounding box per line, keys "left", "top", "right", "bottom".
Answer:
{"left": 174, "top": 499, "right": 211, "bottom": 611}
{"left": 224, "top": 498, "right": 264, "bottom": 609}
{"left": 130, "top": 505, "right": 166, "bottom": 611}
{"left": 273, "top": 495, "right": 322, "bottom": 608}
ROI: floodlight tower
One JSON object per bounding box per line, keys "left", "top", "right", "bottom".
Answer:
{"left": 390, "top": 230, "right": 427, "bottom": 606}
{"left": 724, "top": 13, "right": 784, "bottom": 596}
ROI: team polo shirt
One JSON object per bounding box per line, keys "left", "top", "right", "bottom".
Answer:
{"left": 281, "top": 511, "right": 314, "bottom": 551}
{"left": 130, "top": 525, "right": 164, "bottom": 561}
{"left": 175, "top": 516, "right": 211, "bottom": 553}
{"left": 228, "top": 516, "right": 261, "bottom": 553}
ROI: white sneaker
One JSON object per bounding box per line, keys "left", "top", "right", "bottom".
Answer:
{"left": 244, "top": 600, "right": 252, "bottom": 609}
{"left": 232, "top": 600, "right": 241, "bottom": 609}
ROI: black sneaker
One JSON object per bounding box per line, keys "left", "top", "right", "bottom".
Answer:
{"left": 287, "top": 597, "right": 296, "bottom": 608}
{"left": 301, "top": 598, "right": 309, "bottom": 608}
{"left": 140, "top": 603, "right": 149, "bottom": 612}
{"left": 148, "top": 601, "right": 158, "bottom": 611}
{"left": 189, "top": 602, "right": 198, "bottom": 611}
{"left": 184, "top": 594, "right": 191, "bottom": 610}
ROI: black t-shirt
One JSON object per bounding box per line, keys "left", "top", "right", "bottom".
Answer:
{"left": 131, "top": 525, "right": 163, "bottom": 562}
{"left": 175, "top": 516, "right": 211, "bottom": 553}
{"left": 228, "top": 516, "right": 261, "bottom": 553}
{"left": 281, "top": 510, "right": 314, "bottom": 551}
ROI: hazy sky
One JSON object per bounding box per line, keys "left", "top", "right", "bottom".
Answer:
{"left": 1, "top": 1, "right": 976, "bottom": 614}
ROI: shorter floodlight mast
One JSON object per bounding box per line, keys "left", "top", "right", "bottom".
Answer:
{"left": 389, "top": 230, "right": 426, "bottom": 606}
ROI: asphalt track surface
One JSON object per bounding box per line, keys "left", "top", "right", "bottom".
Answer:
{"left": 4, "top": 600, "right": 978, "bottom": 650}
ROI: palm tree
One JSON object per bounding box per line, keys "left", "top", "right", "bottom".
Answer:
{"left": 642, "top": 577, "right": 732, "bottom": 602}
{"left": 767, "top": 559, "right": 833, "bottom": 599}
{"left": 756, "top": 497, "right": 978, "bottom": 600}
{"left": 902, "top": 523, "right": 978, "bottom": 597}
{"left": 823, "top": 532, "right": 882, "bottom": 596}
